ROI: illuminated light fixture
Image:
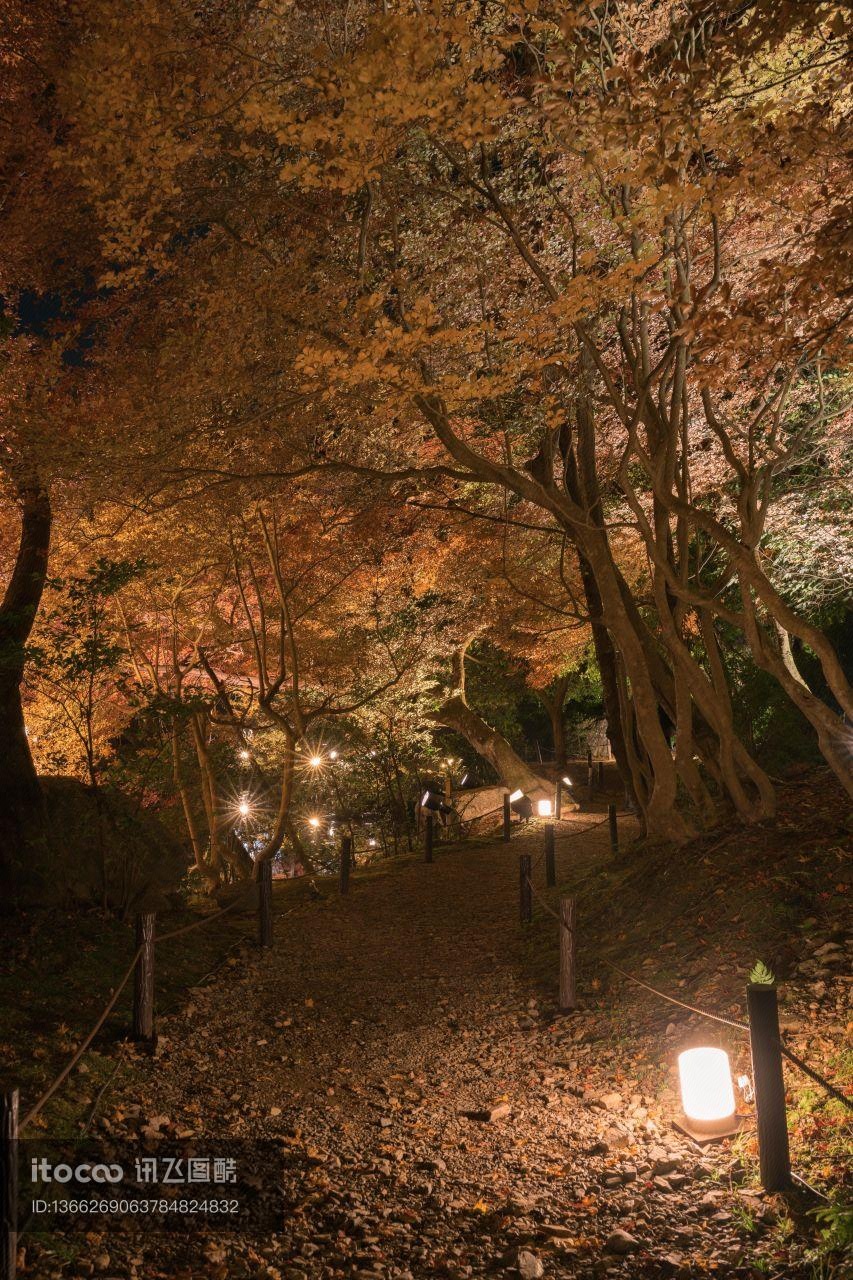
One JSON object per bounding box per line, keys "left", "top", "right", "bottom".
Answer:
{"left": 676, "top": 1047, "right": 741, "bottom": 1142}
{"left": 537, "top": 798, "right": 553, "bottom": 818}
{"left": 509, "top": 789, "right": 533, "bottom": 820}
{"left": 238, "top": 800, "right": 251, "bottom": 818}
{"left": 239, "top": 749, "right": 250, "bottom": 762}
{"left": 562, "top": 776, "right": 572, "bottom": 787}
{"left": 309, "top": 755, "right": 323, "bottom": 769}
{"left": 368, "top": 837, "right": 377, "bottom": 848}
{"left": 421, "top": 790, "right": 441, "bottom": 812}
{"left": 460, "top": 773, "right": 469, "bottom": 786}
{"left": 308, "top": 816, "right": 320, "bottom": 829}
{"left": 329, "top": 749, "right": 338, "bottom": 760}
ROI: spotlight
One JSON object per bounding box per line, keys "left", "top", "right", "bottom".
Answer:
{"left": 308, "top": 816, "right": 320, "bottom": 828}
{"left": 509, "top": 790, "right": 533, "bottom": 820}
{"left": 329, "top": 749, "right": 338, "bottom": 760}
{"left": 562, "top": 776, "right": 572, "bottom": 787}
{"left": 421, "top": 790, "right": 441, "bottom": 812}
{"left": 238, "top": 799, "right": 251, "bottom": 818}
{"left": 309, "top": 755, "right": 323, "bottom": 769}
{"left": 537, "top": 798, "right": 553, "bottom": 817}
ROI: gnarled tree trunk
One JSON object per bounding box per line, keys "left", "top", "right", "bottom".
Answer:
{"left": 0, "top": 483, "right": 51, "bottom": 907}
{"left": 430, "top": 692, "right": 554, "bottom": 800}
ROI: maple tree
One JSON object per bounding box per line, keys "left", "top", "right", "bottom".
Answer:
{"left": 1, "top": 0, "right": 851, "bottom": 897}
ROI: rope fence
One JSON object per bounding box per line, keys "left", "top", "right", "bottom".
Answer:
{"left": 16, "top": 887, "right": 263, "bottom": 1137}
{"left": 522, "top": 859, "right": 850, "bottom": 1107}
{"left": 19, "top": 946, "right": 144, "bottom": 1132}
{"left": 519, "top": 834, "right": 851, "bottom": 1197}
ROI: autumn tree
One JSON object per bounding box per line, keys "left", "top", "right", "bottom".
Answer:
{"left": 43, "top": 0, "right": 853, "bottom": 849}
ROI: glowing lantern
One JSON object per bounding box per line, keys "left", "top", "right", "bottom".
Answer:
{"left": 537, "top": 798, "right": 553, "bottom": 817}
{"left": 678, "top": 1048, "right": 737, "bottom": 1136}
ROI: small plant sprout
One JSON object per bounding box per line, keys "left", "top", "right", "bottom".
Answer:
{"left": 750, "top": 960, "right": 776, "bottom": 985}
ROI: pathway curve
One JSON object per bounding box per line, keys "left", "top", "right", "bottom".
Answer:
{"left": 43, "top": 821, "right": 788, "bottom": 1279}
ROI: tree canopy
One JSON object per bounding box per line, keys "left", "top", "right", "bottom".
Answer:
{"left": 1, "top": 0, "right": 851, "bottom": 896}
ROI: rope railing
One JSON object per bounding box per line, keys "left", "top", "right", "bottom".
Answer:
{"left": 17, "top": 886, "right": 262, "bottom": 1134}
{"left": 522, "top": 864, "right": 852, "bottom": 1114}
{"left": 154, "top": 887, "right": 256, "bottom": 943}
{"left": 20, "top": 946, "right": 144, "bottom": 1132}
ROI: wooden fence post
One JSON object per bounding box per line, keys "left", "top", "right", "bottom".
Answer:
{"left": 257, "top": 860, "right": 273, "bottom": 949}
{"left": 1, "top": 1088, "right": 17, "bottom": 1280}
{"left": 502, "top": 792, "right": 511, "bottom": 843}
{"left": 132, "top": 911, "right": 156, "bottom": 1042}
{"left": 554, "top": 778, "right": 562, "bottom": 820}
{"left": 747, "top": 983, "right": 792, "bottom": 1192}
{"left": 559, "top": 897, "right": 577, "bottom": 1011}
{"left": 519, "top": 854, "right": 532, "bottom": 924}
{"left": 597, "top": 760, "right": 604, "bottom": 786}
{"left": 424, "top": 814, "right": 434, "bottom": 863}
{"left": 339, "top": 834, "right": 352, "bottom": 895}
{"left": 544, "top": 825, "right": 556, "bottom": 888}
{"left": 608, "top": 803, "right": 618, "bottom": 853}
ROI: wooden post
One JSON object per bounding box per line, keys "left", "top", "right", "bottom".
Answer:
{"left": 258, "top": 859, "right": 273, "bottom": 949}
{"left": 502, "top": 792, "right": 511, "bottom": 843}
{"left": 559, "top": 897, "right": 577, "bottom": 1011}
{"left": 597, "top": 760, "right": 604, "bottom": 786}
{"left": 554, "top": 778, "right": 562, "bottom": 820}
{"left": 608, "top": 802, "right": 618, "bottom": 853}
{"left": 132, "top": 911, "right": 156, "bottom": 1042}
{"left": 519, "top": 854, "right": 532, "bottom": 924}
{"left": 424, "top": 813, "right": 434, "bottom": 863}
{"left": 339, "top": 834, "right": 352, "bottom": 895}
{"left": 1, "top": 1089, "right": 17, "bottom": 1280}
{"left": 544, "top": 824, "right": 556, "bottom": 888}
{"left": 747, "top": 983, "right": 792, "bottom": 1192}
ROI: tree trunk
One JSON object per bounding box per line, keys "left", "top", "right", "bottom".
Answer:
{"left": 577, "top": 526, "right": 695, "bottom": 844}
{"left": 576, "top": 552, "right": 636, "bottom": 804}
{"left": 0, "top": 484, "right": 51, "bottom": 907}
{"left": 537, "top": 675, "right": 569, "bottom": 771}
{"left": 430, "top": 693, "right": 554, "bottom": 799}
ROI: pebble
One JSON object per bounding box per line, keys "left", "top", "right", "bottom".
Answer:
{"left": 516, "top": 1249, "right": 544, "bottom": 1278}
{"left": 605, "top": 1229, "right": 640, "bottom": 1255}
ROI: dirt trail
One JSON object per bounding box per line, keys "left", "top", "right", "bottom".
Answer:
{"left": 31, "top": 818, "right": 825, "bottom": 1279}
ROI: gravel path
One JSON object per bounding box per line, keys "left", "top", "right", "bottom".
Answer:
{"left": 27, "top": 819, "right": 823, "bottom": 1278}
